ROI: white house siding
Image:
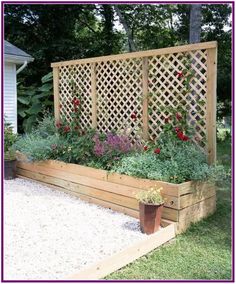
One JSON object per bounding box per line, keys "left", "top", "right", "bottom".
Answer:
{"left": 4, "top": 62, "right": 17, "bottom": 133}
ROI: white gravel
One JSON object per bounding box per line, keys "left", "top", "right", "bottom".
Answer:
{"left": 4, "top": 178, "right": 147, "bottom": 280}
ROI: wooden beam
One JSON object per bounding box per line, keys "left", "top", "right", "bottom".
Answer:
{"left": 52, "top": 67, "right": 60, "bottom": 122}
{"left": 51, "top": 41, "right": 217, "bottom": 67}
{"left": 91, "top": 62, "right": 97, "bottom": 128}
{"left": 142, "top": 57, "right": 149, "bottom": 140}
{"left": 206, "top": 47, "right": 217, "bottom": 164}
{"left": 65, "top": 222, "right": 176, "bottom": 280}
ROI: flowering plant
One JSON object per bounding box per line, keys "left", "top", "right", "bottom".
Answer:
{"left": 136, "top": 187, "right": 164, "bottom": 205}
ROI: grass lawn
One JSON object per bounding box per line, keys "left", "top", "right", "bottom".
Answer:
{"left": 106, "top": 138, "right": 232, "bottom": 280}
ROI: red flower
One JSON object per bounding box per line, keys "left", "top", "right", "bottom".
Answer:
{"left": 177, "top": 131, "right": 189, "bottom": 141}
{"left": 176, "top": 113, "right": 182, "bottom": 121}
{"left": 154, "top": 148, "right": 161, "bottom": 154}
{"left": 72, "top": 98, "right": 80, "bottom": 106}
{"left": 143, "top": 145, "right": 148, "bottom": 151}
{"left": 177, "top": 71, "right": 184, "bottom": 78}
{"left": 183, "top": 135, "right": 189, "bottom": 141}
{"left": 56, "top": 121, "right": 62, "bottom": 128}
{"left": 131, "top": 112, "right": 137, "bottom": 121}
{"left": 177, "top": 131, "right": 184, "bottom": 140}
{"left": 64, "top": 125, "right": 70, "bottom": 133}
{"left": 175, "top": 127, "right": 180, "bottom": 133}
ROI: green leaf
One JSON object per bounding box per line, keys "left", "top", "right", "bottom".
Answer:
{"left": 41, "top": 72, "right": 53, "bottom": 83}
{"left": 38, "top": 83, "right": 53, "bottom": 92}
{"left": 18, "top": 96, "right": 30, "bottom": 105}
{"left": 26, "top": 103, "right": 42, "bottom": 115}
{"left": 18, "top": 109, "right": 27, "bottom": 118}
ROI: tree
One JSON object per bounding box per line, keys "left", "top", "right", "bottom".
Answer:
{"left": 189, "top": 4, "right": 202, "bottom": 43}
{"left": 113, "top": 5, "right": 136, "bottom": 52}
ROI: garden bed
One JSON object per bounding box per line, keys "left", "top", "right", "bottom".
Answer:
{"left": 16, "top": 159, "right": 216, "bottom": 233}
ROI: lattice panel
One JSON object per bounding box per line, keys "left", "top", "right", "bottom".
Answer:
{"left": 55, "top": 42, "right": 217, "bottom": 158}
{"left": 96, "top": 58, "right": 143, "bottom": 138}
{"left": 148, "top": 50, "right": 207, "bottom": 148}
{"left": 58, "top": 63, "right": 93, "bottom": 130}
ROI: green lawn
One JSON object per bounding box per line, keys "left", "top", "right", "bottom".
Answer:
{"left": 106, "top": 138, "right": 232, "bottom": 280}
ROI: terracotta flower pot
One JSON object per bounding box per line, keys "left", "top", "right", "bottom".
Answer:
{"left": 139, "top": 202, "right": 164, "bottom": 235}
{"left": 4, "top": 159, "right": 17, "bottom": 180}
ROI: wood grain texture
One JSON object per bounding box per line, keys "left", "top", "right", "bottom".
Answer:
{"left": 52, "top": 67, "right": 60, "bottom": 122}
{"left": 206, "top": 47, "right": 217, "bottom": 164}
{"left": 65, "top": 222, "right": 176, "bottom": 280}
{"left": 51, "top": 41, "right": 217, "bottom": 67}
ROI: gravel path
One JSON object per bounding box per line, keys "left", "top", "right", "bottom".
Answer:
{"left": 4, "top": 178, "right": 147, "bottom": 280}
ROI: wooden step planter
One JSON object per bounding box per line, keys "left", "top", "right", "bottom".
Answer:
{"left": 16, "top": 159, "right": 216, "bottom": 234}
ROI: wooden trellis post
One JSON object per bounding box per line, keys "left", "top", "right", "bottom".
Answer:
{"left": 142, "top": 57, "right": 149, "bottom": 140}
{"left": 91, "top": 63, "right": 97, "bottom": 128}
{"left": 206, "top": 46, "right": 217, "bottom": 164}
{"left": 52, "top": 67, "right": 60, "bottom": 123}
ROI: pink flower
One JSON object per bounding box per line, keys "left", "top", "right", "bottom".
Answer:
{"left": 64, "top": 125, "right": 70, "bottom": 133}
{"left": 175, "top": 127, "right": 180, "bottom": 133}
{"left": 177, "top": 71, "right": 184, "bottom": 78}
{"left": 56, "top": 121, "right": 62, "bottom": 128}
{"left": 176, "top": 113, "right": 182, "bottom": 121}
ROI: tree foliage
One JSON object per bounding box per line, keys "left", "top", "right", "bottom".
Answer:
{"left": 4, "top": 3, "right": 232, "bottom": 132}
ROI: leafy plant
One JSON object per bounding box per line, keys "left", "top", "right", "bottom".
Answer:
{"left": 17, "top": 72, "right": 53, "bottom": 133}
{"left": 136, "top": 187, "right": 164, "bottom": 205}
{"left": 4, "top": 120, "right": 18, "bottom": 160}
{"left": 112, "top": 139, "right": 225, "bottom": 184}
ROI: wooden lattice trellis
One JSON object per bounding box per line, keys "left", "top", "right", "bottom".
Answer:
{"left": 51, "top": 41, "right": 217, "bottom": 164}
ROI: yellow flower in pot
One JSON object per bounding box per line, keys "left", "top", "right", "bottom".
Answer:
{"left": 136, "top": 187, "right": 164, "bottom": 235}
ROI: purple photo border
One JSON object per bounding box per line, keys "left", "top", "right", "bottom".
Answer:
{"left": 1, "top": 1, "right": 234, "bottom": 282}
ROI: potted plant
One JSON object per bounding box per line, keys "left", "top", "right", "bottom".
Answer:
{"left": 136, "top": 187, "right": 164, "bottom": 235}
{"left": 4, "top": 122, "right": 17, "bottom": 180}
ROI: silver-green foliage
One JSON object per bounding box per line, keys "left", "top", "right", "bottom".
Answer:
{"left": 112, "top": 143, "right": 224, "bottom": 184}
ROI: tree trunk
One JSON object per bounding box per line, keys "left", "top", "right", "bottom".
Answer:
{"left": 189, "top": 4, "right": 202, "bottom": 43}
{"left": 101, "top": 5, "right": 114, "bottom": 55}
{"left": 113, "top": 5, "right": 136, "bottom": 52}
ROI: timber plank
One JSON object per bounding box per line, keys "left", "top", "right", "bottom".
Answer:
{"left": 177, "top": 195, "right": 216, "bottom": 233}
{"left": 17, "top": 162, "right": 179, "bottom": 209}
{"left": 16, "top": 168, "right": 138, "bottom": 210}
{"left": 51, "top": 41, "right": 217, "bottom": 67}
{"left": 18, "top": 175, "right": 140, "bottom": 218}
{"left": 66, "top": 222, "right": 176, "bottom": 280}
{"left": 18, "top": 160, "right": 108, "bottom": 181}
{"left": 107, "top": 172, "right": 180, "bottom": 197}
{"left": 180, "top": 184, "right": 215, "bottom": 209}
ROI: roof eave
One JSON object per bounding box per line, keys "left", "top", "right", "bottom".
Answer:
{"left": 4, "top": 54, "right": 34, "bottom": 64}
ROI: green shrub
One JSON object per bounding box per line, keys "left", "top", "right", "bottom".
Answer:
{"left": 14, "top": 133, "right": 63, "bottom": 161}
{"left": 112, "top": 141, "right": 224, "bottom": 184}
{"left": 4, "top": 121, "right": 18, "bottom": 160}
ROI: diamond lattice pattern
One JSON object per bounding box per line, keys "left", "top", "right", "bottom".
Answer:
{"left": 57, "top": 49, "right": 208, "bottom": 149}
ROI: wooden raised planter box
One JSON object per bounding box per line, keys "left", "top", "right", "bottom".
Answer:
{"left": 16, "top": 159, "right": 216, "bottom": 234}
